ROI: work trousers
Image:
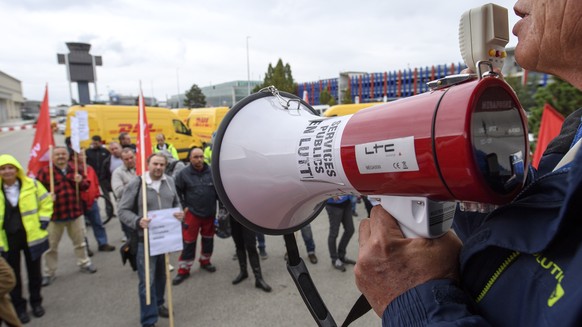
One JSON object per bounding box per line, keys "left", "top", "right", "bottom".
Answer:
{"left": 44, "top": 217, "right": 91, "bottom": 277}
{"left": 177, "top": 211, "right": 214, "bottom": 275}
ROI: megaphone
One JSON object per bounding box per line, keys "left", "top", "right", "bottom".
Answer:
{"left": 212, "top": 75, "right": 528, "bottom": 238}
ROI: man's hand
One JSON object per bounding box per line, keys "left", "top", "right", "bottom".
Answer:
{"left": 173, "top": 211, "right": 184, "bottom": 221}
{"left": 354, "top": 206, "right": 462, "bottom": 316}
{"left": 139, "top": 217, "right": 151, "bottom": 229}
{"left": 74, "top": 173, "right": 83, "bottom": 183}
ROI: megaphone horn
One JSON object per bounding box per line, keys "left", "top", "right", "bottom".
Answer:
{"left": 212, "top": 79, "right": 528, "bottom": 236}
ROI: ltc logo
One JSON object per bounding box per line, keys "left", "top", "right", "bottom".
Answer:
{"left": 118, "top": 123, "right": 154, "bottom": 133}
{"left": 364, "top": 143, "right": 394, "bottom": 155}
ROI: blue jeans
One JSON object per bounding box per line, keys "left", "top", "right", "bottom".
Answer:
{"left": 85, "top": 202, "right": 108, "bottom": 246}
{"left": 137, "top": 243, "right": 166, "bottom": 327}
{"left": 326, "top": 202, "right": 354, "bottom": 262}
{"left": 300, "top": 225, "right": 315, "bottom": 253}
{"left": 256, "top": 233, "right": 266, "bottom": 251}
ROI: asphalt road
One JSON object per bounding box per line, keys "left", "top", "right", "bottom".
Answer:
{"left": 0, "top": 128, "right": 381, "bottom": 327}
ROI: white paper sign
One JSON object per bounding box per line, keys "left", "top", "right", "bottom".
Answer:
{"left": 76, "top": 110, "right": 90, "bottom": 141}
{"left": 70, "top": 116, "right": 81, "bottom": 153}
{"left": 148, "top": 207, "right": 184, "bottom": 256}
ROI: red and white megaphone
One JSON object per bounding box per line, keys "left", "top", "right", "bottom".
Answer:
{"left": 212, "top": 74, "right": 528, "bottom": 238}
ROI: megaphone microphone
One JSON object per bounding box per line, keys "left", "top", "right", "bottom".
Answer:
{"left": 212, "top": 76, "right": 528, "bottom": 239}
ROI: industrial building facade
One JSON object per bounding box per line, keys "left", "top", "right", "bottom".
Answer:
{"left": 0, "top": 70, "right": 23, "bottom": 124}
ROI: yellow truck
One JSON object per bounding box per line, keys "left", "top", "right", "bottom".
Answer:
{"left": 65, "top": 105, "right": 203, "bottom": 160}
{"left": 322, "top": 102, "right": 384, "bottom": 117}
{"left": 170, "top": 108, "right": 191, "bottom": 124}
{"left": 185, "top": 107, "right": 229, "bottom": 145}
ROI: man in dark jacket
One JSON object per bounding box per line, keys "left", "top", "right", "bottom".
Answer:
{"left": 172, "top": 147, "right": 219, "bottom": 285}
{"left": 355, "top": 1, "right": 582, "bottom": 325}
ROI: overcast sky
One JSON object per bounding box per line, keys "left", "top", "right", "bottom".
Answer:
{"left": 0, "top": 0, "right": 520, "bottom": 106}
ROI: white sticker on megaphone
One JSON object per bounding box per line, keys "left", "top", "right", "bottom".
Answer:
{"left": 355, "top": 136, "right": 419, "bottom": 174}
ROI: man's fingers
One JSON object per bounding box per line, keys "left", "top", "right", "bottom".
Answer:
{"left": 369, "top": 205, "right": 405, "bottom": 239}
{"left": 358, "top": 218, "right": 371, "bottom": 248}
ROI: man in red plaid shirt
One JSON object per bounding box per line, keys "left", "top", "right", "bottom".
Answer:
{"left": 36, "top": 146, "right": 97, "bottom": 286}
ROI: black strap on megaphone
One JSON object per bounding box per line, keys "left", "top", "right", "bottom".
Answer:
{"left": 283, "top": 233, "right": 372, "bottom": 327}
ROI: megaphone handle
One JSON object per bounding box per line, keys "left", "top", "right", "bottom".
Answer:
{"left": 284, "top": 233, "right": 337, "bottom": 327}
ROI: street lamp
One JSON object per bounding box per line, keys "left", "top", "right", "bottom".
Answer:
{"left": 246, "top": 36, "right": 251, "bottom": 96}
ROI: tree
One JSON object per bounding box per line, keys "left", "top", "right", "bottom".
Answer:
{"left": 184, "top": 84, "right": 206, "bottom": 108}
{"left": 505, "top": 76, "right": 537, "bottom": 112}
{"left": 319, "top": 89, "right": 336, "bottom": 106}
{"left": 528, "top": 78, "right": 582, "bottom": 138}
{"left": 341, "top": 86, "right": 353, "bottom": 104}
{"left": 253, "top": 58, "right": 297, "bottom": 94}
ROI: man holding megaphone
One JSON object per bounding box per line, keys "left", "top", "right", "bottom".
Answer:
{"left": 355, "top": 1, "right": 582, "bottom": 326}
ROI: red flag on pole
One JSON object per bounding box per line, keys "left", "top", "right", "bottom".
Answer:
{"left": 135, "top": 91, "right": 152, "bottom": 176}
{"left": 532, "top": 103, "right": 565, "bottom": 169}
{"left": 27, "top": 85, "right": 55, "bottom": 178}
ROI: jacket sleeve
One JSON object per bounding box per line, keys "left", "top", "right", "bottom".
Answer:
{"left": 117, "top": 178, "right": 141, "bottom": 231}
{"left": 35, "top": 180, "right": 53, "bottom": 229}
{"left": 382, "top": 279, "right": 491, "bottom": 327}
{"left": 110, "top": 168, "right": 124, "bottom": 200}
{"left": 170, "top": 146, "right": 179, "bottom": 160}
{"left": 174, "top": 171, "right": 187, "bottom": 209}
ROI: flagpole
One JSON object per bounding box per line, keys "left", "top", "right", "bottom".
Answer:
{"left": 74, "top": 152, "right": 80, "bottom": 205}
{"left": 49, "top": 145, "right": 55, "bottom": 194}
{"left": 139, "top": 89, "right": 152, "bottom": 305}
{"left": 165, "top": 253, "right": 175, "bottom": 327}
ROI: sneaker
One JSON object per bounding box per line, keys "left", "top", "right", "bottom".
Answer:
{"left": 98, "top": 244, "right": 116, "bottom": 252}
{"left": 18, "top": 311, "right": 30, "bottom": 324}
{"left": 201, "top": 263, "right": 216, "bottom": 273}
{"left": 169, "top": 264, "right": 174, "bottom": 272}
{"left": 172, "top": 273, "right": 189, "bottom": 286}
{"left": 121, "top": 236, "right": 127, "bottom": 243}
{"left": 259, "top": 248, "right": 268, "bottom": 260}
{"left": 308, "top": 253, "right": 318, "bottom": 264}
{"left": 352, "top": 211, "right": 359, "bottom": 217}
{"left": 32, "top": 304, "right": 45, "bottom": 317}
{"left": 80, "top": 263, "right": 97, "bottom": 274}
{"left": 41, "top": 275, "right": 55, "bottom": 287}
{"left": 340, "top": 257, "right": 356, "bottom": 265}
{"left": 333, "top": 259, "right": 346, "bottom": 272}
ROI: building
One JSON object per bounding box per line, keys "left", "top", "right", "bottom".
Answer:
{"left": 201, "top": 80, "right": 261, "bottom": 107}
{"left": 0, "top": 70, "right": 24, "bottom": 124}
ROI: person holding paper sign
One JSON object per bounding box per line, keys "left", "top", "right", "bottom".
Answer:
{"left": 117, "top": 153, "right": 184, "bottom": 327}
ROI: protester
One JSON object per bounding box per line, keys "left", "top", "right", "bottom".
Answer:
{"left": 172, "top": 148, "right": 219, "bottom": 285}
{"left": 119, "top": 132, "right": 136, "bottom": 151}
{"left": 152, "top": 134, "right": 179, "bottom": 160}
{"left": 85, "top": 135, "right": 114, "bottom": 220}
{"left": 0, "top": 256, "right": 23, "bottom": 327}
{"left": 77, "top": 151, "right": 115, "bottom": 253}
{"left": 99, "top": 141, "right": 123, "bottom": 235}
{"left": 230, "top": 216, "right": 272, "bottom": 292}
{"left": 118, "top": 153, "right": 184, "bottom": 327}
{"left": 111, "top": 147, "right": 137, "bottom": 242}
{"left": 0, "top": 155, "right": 52, "bottom": 324}
{"left": 326, "top": 195, "right": 356, "bottom": 272}
{"left": 355, "top": 1, "right": 582, "bottom": 325}
{"left": 36, "top": 146, "right": 97, "bottom": 287}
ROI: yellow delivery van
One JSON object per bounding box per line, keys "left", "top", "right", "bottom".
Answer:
{"left": 186, "top": 107, "right": 229, "bottom": 144}
{"left": 170, "top": 108, "right": 191, "bottom": 124}
{"left": 322, "top": 102, "right": 384, "bottom": 117}
{"left": 65, "top": 105, "right": 203, "bottom": 160}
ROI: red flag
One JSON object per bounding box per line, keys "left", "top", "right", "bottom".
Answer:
{"left": 135, "top": 91, "right": 152, "bottom": 176}
{"left": 532, "top": 103, "right": 565, "bottom": 168}
{"left": 27, "top": 85, "right": 55, "bottom": 177}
